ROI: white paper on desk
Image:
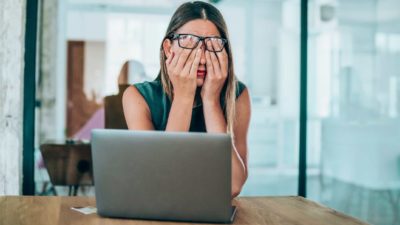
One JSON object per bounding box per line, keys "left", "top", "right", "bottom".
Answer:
{"left": 71, "top": 206, "right": 97, "bottom": 215}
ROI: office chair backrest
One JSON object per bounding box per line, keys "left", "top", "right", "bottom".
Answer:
{"left": 40, "top": 143, "right": 93, "bottom": 186}
{"left": 104, "top": 84, "right": 130, "bottom": 130}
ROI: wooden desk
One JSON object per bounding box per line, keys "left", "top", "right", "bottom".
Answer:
{"left": 0, "top": 196, "right": 369, "bottom": 225}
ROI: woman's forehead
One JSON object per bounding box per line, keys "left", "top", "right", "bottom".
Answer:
{"left": 176, "top": 19, "right": 220, "bottom": 37}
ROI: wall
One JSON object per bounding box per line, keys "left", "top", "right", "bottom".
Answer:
{"left": 0, "top": 0, "right": 26, "bottom": 195}
{"left": 84, "top": 41, "right": 105, "bottom": 102}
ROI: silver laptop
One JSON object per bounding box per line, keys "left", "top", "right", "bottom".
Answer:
{"left": 91, "top": 129, "right": 237, "bottom": 223}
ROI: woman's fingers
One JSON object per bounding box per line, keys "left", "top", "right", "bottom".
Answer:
{"left": 166, "top": 51, "right": 175, "bottom": 65}
{"left": 205, "top": 49, "right": 215, "bottom": 77}
{"left": 175, "top": 48, "right": 192, "bottom": 71}
{"left": 182, "top": 46, "right": 199, "bottom": 76}
{"left": 170, "top": 47, "right": 183, "bottom": 68}
{"left": 168, "top": 46, "right": 192, "bottom": 78}
{"left": 210, "top": 40, "right": 222, "bottom": 67}
{"left": 214, "top": 43, "right": 228, "bottom": 75}
{"left": 189, "top": 48, "right": 202, "bottom": 77}
{"left": 209, "top": 45, "right": 223, "bottom": 77}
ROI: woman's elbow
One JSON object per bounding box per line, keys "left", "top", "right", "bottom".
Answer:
{"left": 231, "top": 186, "right": 241, "bottom": 198}
{"left": 231, "top": 182, "right": 244, "bottom": 198}
{"left": 231, "top": 173, "right": 248, "bottom": 198}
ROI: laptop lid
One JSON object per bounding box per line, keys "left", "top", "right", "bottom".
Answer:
{"left": 91, "top": 129, "right": 233, "bottom": 223}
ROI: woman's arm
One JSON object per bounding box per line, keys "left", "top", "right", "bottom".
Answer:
{"left": 123, "top": 86, "right": 155, "bottom": 130}
{"left": 165, "top": 95, "right": 193, "bottom": 131}
{"left": 203, "top": 88, "right": 251, "bottom": 198}
{"left": 122, "top": 85, "right": 195, "bottom": 131}
{"left": 231, "top": 88, "right": 251, "bottom": 197}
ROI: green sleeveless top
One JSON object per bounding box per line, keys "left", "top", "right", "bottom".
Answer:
{"left": 134, "top": 79, "right": 246, "bottom": 132}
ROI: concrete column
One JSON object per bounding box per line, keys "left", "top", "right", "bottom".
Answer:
{"left": 38, "top": 0, "right": 60, "bottom": 142}
{"left": 0, "top": 0, "right": 26, "bottom": 195}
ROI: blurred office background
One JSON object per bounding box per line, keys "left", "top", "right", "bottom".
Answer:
{"left": 0, "top": 0, "right": 398, "bottom": 224}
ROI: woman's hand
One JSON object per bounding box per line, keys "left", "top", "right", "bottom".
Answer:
{"left": 166, "top": 45, "right": 202, "bottom": 101}
{"left": 201, "top": 41, "right": 228, "bottom": 104}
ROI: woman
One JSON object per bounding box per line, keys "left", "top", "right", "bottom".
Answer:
{"left": 123, "top": 1, "right": 251, "bottom": 198}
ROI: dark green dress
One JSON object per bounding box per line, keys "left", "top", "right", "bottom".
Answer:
{"left": 134, "top": 79, "right": 246, "bottom": 132}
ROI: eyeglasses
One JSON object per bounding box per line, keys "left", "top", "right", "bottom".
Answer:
{"left": 168, "top": 33, "right": 227, "bottom": 52}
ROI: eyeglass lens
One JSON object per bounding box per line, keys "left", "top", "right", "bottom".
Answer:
{"left": 177, "top": 34, "right": 225, "bottom": 52}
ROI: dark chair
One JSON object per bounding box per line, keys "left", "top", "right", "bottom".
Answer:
{"left": 104, "top": 84, "right": 130, "bottom": 129}
{"left": 40, "top": 142, "right": 93, "bottom": 196}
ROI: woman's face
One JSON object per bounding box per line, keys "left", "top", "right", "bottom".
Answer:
{"left": 164, "top": 19, "right": 221, "bottom": 87}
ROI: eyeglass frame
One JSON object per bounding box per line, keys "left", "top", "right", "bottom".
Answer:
{"left": 167, "top": 33, "right": 228, "bottom": 52}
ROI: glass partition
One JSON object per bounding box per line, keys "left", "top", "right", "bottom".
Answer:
{"left": 307, "top": 0, "right": 400, "bottom": 224}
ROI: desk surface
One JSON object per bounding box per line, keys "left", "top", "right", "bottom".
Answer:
{"left": 0, "top": 196, "right": 369, "bottom": 225}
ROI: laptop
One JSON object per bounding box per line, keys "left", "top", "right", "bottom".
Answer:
{"left": 91, "top": 129, "right": 237, "bottom": 223}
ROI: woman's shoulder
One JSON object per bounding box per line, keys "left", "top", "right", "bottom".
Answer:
{"left": 235, "top": 80, "right": 247, "bottom": 99}
{"left": 133, "top": 79, "right": 162, "bottom": 92}
{"left": 133, "top": 79, "right": 164, "bottom": 101}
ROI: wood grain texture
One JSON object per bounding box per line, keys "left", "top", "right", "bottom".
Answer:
{"left": 0, "top": 196, "right": 370, "bottom": 225}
